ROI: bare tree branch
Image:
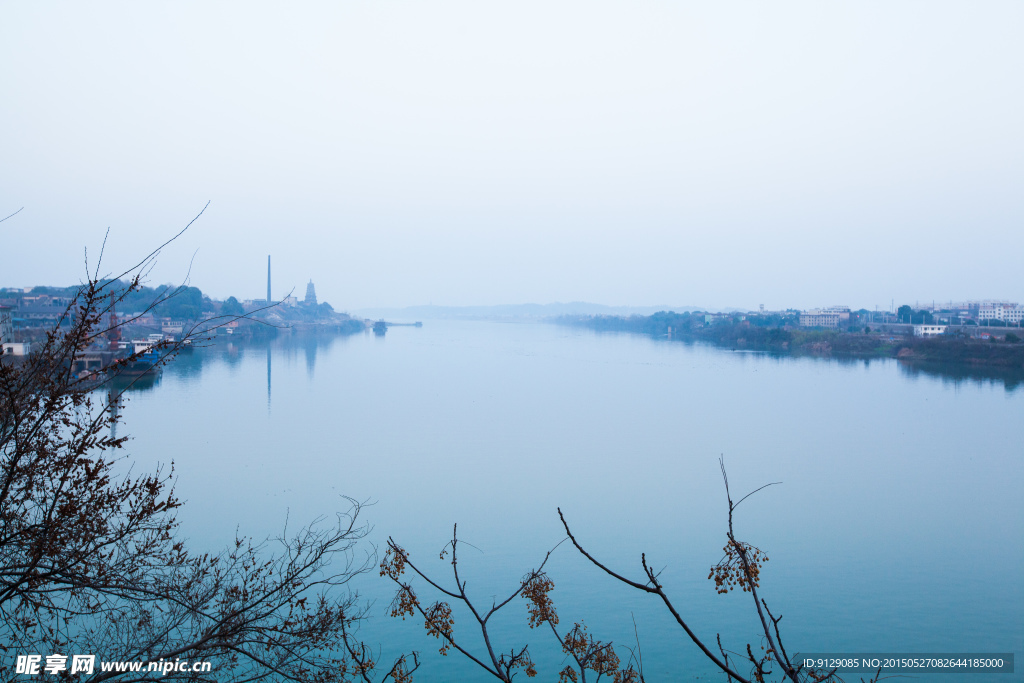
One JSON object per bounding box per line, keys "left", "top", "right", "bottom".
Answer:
{"left": 0, "top": 219, "right": 400, "bottom": 683}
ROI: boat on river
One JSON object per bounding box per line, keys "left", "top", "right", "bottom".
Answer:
{"left": 119, "top": 349, "right": 162, "bottom": 377}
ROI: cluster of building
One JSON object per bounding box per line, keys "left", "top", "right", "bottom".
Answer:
{"left": 975, "top": 302, "right": 1024, "bottom": 324}
{"left": 1, "top": 254, "right": 330, "bottom": 356}
{"left": 794, "top": 301, "right": 1024, "bottom": 337}
{"left": 0, "top": 290, "right": 189, "bottom": 357}
{"left": 1, "top": 255, "right": 333, "bottom": 359}
{"left": 1, "top": 291, "right": 77, "bottom": 355}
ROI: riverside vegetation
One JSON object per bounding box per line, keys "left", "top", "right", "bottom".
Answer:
{"left": 557, "top": 311, "right": 1024, "bottom": 370}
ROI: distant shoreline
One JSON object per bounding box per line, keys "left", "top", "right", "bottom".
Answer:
{"left": 557, "top": 313, "right": 1024, "bottom": 370}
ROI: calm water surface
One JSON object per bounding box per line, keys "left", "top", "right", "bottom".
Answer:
{"left": 118, "top": 321, "right": 1023, "bottom": 682}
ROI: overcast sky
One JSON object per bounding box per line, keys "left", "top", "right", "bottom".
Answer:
{"left": 2, "top": 2, "right": 1022, "bottom": 311}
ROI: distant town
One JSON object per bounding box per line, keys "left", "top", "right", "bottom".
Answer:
{"left": 0, "top": 255, "right": 369, "bottom": 364}
{"left": 2, "top": 261, "right": 1022, "bottom": 375}
{"left": 1, "top": 283, "right": 362, "bottom": 352}
{"left": 556, "top": 301, "right": 1024, "bottom": 372}
{"left": 732, "top": 301, "right": 1023, "bottom": 338}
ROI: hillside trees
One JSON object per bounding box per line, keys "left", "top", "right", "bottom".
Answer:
{"left": 221, "top": 296, "right": 245, "bottom": 316}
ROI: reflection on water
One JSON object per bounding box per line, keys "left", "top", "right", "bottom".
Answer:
{"left": 170, "top": 328, "right": 1024, "bottom": 395}
{"left": 898, "top": 359, "right": 1024, "bottom": 392}
{"left": 112, "top": 322, "right": 1023, "bottom": 683}
{"left": 589, "top": 327, "right": 1024, "bottom": 393}
{"left": 107, "top": 369, "right": 163, "bottom": 393}
{"left": 160, "top": 330, "right": 359, "bottom": 386}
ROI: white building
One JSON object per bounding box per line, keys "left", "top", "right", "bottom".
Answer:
{"left": 799, "top": 311, "right": 839, "bottom": 328}
{"left": 913, "top": 325, "right": 947, "bottom": 337}
{"left": 799, "top": 306, "right": 849, "bottom": 328}
{"left": 0, "top": 307, "right": 28, "bottom": 354}
{"left": 978, "top": 303, "right": 1024, "bottom": 325}
{"left": 2, "top": 342, "right": 31, "bottom": 356}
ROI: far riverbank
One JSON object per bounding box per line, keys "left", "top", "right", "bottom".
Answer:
{"left": 556, "top": 312, "right": 1024, "bottom": 370}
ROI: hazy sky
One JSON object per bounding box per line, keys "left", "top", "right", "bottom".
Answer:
{"left": 2, "top": 2, "right": 1022, "bottom": 311}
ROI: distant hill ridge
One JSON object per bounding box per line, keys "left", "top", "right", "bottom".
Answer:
{"left": 354, "top": 302, "right": 701, "bottom": 321}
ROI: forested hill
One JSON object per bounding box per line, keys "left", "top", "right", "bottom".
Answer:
{"left": 5, "top": 281, "right": 210, "bottom": 319}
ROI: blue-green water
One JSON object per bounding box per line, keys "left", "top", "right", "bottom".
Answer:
{"left": 118, "top": 321, "right": 1023, "bottom": 682}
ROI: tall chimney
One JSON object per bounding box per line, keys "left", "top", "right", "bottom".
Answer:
{"left": 267, "top": 255, "right": 271, "bottom": 303}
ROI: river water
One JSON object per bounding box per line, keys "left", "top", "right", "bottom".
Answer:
{"left": 117, "top": 321, "right": 1023, "bottom": 682}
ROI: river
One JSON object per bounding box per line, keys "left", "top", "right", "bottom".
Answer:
{"left": 115, "top": 320, "right": 1023, "bottom": 682}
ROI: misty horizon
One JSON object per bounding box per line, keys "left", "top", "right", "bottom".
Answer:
{"left": 3, "top": 2, "right": 1022, "bottom": 310}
